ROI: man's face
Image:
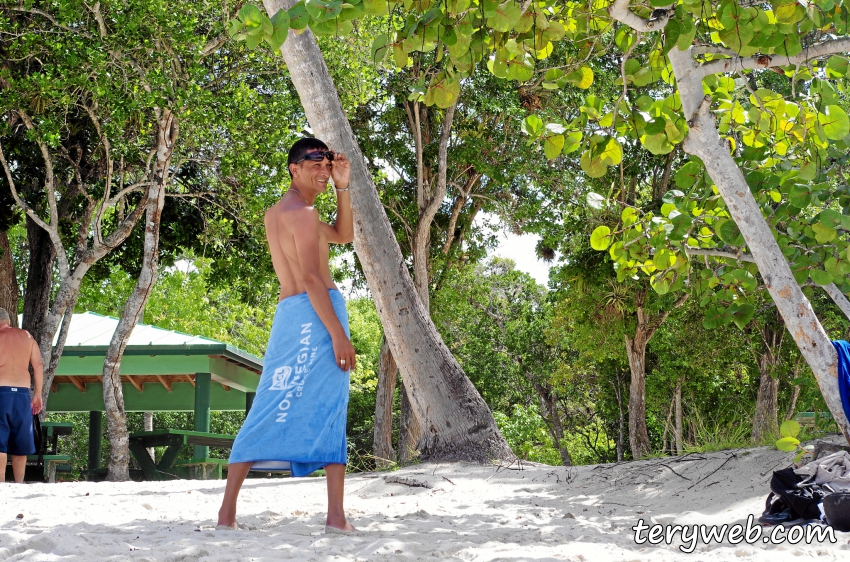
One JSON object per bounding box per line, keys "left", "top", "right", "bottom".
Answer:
{"left": 291, "top": 150, "right": 332, "bottom": 191}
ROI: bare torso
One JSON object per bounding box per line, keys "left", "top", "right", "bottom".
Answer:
{"left": 0, "top": 326, "right": 37, "bottom": 387}
{"left": 265, "top": 198, "right": 338, "bottom": 301}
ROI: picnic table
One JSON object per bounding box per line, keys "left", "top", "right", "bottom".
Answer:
{"left": 4, "top": 421, "right": 74, "bottom": 482}
{"left": 128, "top": 429, "right": 235, "bottom": 481}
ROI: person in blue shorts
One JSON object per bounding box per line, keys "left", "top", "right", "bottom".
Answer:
{"left": 0, "top": 307, "right": 43, "bottom": 483}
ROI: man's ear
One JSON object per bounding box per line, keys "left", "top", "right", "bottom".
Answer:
{"left": 289, "top": 163, "right": 298, "bottom": 177}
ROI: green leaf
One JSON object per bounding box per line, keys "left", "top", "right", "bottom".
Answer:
{"left": 486, "top": 1, "right": 522, "bottom": 32}
{"left": 812, "top": 222, "right": 837, "bottom": 244}
{"left": 716, "top": 219, "right": 744, "bottom": 246}
{"left": 238, "top": 4, "right": 264, "bottom": 26}
{"left": 590, "top": 226, "right": 612, "bottom": 251}
{"left": 371, "top": 34, "right": 390, "bottom": 64}
{"left": 776, "top": 436, "right": 800, "bottom": 452}
{"left": 826, "top": 56, "right": 850, "bottom": 78}
{"left": 544, "top": 135, "right": 565, "bottom": 159}
{"left": 703, "top": 306, "right": 731, "bottom": 329}
{"left": 788, "top": 184, "right": 811, "bottom": 208}
{"left": 289, "top": 1, "right": 310, "bottom": 30}
{"left": 810, "top": 268, "right": 834, "bottom": 285}
{"left": 564, "top": 66, "right": 594, "bottom": 89}
{"left": 674, "top": 161, "right": 702, "bottom": 189}
{"left": 730, "top": 303, "right": 755, "bottom": 329}
{"left": 363, "top": 0, "right": 390, "bottom": 15}
{"left": 268, "top": 10, "right": 290, "bottom": 50}
{"left": 425, "top": 74, "right": 460, "bottom": 109}
{"left": 780, "top": 419, "right": 801, "bottom": 439}
{"left": 820, "top": 105, "right": 850, "bottom": 141}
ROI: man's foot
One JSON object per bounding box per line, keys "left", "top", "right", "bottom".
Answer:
{"left": 325, "top": 517, "right": 356, "bottom": 533}
{"left": 217, "top": 507, "right": 238, "bottom": 529}
{"left": 325, "top": 523, "right": 358, "bottom": 534}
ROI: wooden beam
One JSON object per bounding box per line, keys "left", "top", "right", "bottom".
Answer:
{"left": 50, "top": 381, "right": 57, "bottom": 393}
{"left": 127, "top": 376, "right": 144, "bottom": 392}
{"left": 186, "top": 374, "right": 195, "bottom": 388}
{"left": 156, "top": 375, "right": 173, "bottom": 392}
{"left": 68, "top": 376, "right": 86, "bottom": 393}
{"left": 221, "top": 383, "right": 230, "bottom": 392}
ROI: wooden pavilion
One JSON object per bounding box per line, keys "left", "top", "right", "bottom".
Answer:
{"left": 36, "top": 312, "right": 263, "bottom": 475}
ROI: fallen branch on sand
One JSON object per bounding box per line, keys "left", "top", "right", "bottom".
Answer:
{"left": 384, "top": 476, "right": 434, "bottom": 489}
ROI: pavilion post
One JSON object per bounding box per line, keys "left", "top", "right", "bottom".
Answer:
{"left": 88, "top": 411, "right": 102, "bottom": 471}
{"left": 246, "top": 391, "right": 255, "bottom": 416}
{"left": 193, "top": 373, "right": 211, "bottom": 460}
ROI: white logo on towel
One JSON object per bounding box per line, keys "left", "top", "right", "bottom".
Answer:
{"left": 269, "top": 365, "right": 293, "bottom": 391}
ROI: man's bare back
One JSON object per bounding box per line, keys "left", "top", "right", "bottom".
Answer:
{"left": 0, "top": 314, "right": 43, "bottom": 414}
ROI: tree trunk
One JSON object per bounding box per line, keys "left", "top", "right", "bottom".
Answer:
{"left": 674, "top": 377, "right": 683, "bottom": 455}
{"left": 0, "top": 230, "right": 18, "bottom": 326}
{"left": 21, "top": 217, "right": 54, "bottom": 343}
{"left": 752, "top": 352, "right": 780, "bottom": 443}
{"left": 266, "top": 0, "right": 514, "bottom": 462}
{"left": 398, "top": 381, "right": 423, "bottom": 462}
{"left": 538, "top": 390, "right": 572, "bottom": 466}
{"left": 785, "top": 385, "right": 801, "bottom": 422}
{"left": 661, "top": 47, "right": 850, "bottom": 442}
{"left": 612, "top": 373, "right": 625, "bottom": 462}
{"left": 373, "top": 336, "right": 397, "bottom": 467}
{"left": 625, "top": 327, "right": 651, "bottom": 459}
{"left": 143, "top": 412, "right": 155, "bottom": 462}
{"left": 102, "top": 109, "right": 177, "bottom": 481}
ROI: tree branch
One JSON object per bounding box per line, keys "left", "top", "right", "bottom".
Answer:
{"left": 201, "top": 35, "right": 228, "bottom": 57}
{"left": 699, "top": 38, "right": 850, "bottom": 77}
{"left": 608, "top": 0, "right": 673, "bottom": 33}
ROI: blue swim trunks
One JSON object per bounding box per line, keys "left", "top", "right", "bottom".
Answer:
{"left": 0, "top": 386, "right": 35, "bottom": 456}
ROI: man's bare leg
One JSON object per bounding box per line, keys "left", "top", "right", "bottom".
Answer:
{"left": 217, "top": 462, "right": 252, "bottom": 528}
{"left": 325, "top": 463, "right": 355, "bottom": 531}
{"left": 11, "top": 455, "right": 26, "bottom": 483}
{"left": 0, "top": 452, "right": 6, "bottom": 482}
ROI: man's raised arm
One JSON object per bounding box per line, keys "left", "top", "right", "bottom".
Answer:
{"left": 325, "top": 152, "right": 353, "bottom": 244}
{"left": 290, "top": 206, "right": 356, "bottom": 371}
{"left": 29, "top": 333, "right": 43, "bottom": 414}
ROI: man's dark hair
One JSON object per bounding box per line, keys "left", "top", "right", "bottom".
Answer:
{"left": 287, "top": 137, "right": 329, "bottom": 177}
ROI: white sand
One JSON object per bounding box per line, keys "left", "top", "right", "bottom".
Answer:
{"left": 2, "top": 442, "right": 849, "bottom": 561}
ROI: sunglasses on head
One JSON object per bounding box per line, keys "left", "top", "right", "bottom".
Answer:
{"left": 294, "top": 150, "right": 335, "bottom": 164}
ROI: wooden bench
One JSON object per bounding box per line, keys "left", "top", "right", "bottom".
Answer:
{"left": 28, "top": 454, "right": 72, "bottom": 483}
{"left": 128, "top": 429, "right": 235, "bottom": 481}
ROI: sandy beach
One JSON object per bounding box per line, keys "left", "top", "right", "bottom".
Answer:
{"left": 2, "top": 441, "right": 849, "bottom": 561}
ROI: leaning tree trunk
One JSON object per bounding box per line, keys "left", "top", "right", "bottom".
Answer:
{"left": 102, "top": 109, "right": 177, "bottom": 481}
{"left": 0, "top": 229, "right": 18, "bottom": 326}
{"left": 609, "top": 0, "right": 850, "bottom": 442}
{"left": 264, "top": 0, "right": 513, "bottom": 462}
{"left": 373, "top": 336, "right": 398, "bottom": 467}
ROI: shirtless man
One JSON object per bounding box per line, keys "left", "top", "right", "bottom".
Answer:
{"left": 217, "top": 137, "right": 356, "bottom": 531}
{"left": 0, "top": 307, "right": 43, "bottom": 483}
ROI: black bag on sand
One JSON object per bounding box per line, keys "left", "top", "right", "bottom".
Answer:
{"left": 759, "top": 467, "right": 824, "bottom": 524}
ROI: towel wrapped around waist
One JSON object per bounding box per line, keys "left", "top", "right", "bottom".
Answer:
{"left": 229, "top": 288, "right": 349, "bottom": 477}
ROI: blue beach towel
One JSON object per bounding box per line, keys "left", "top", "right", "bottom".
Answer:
{"left": 831, "top": 340, "right": 850, "bottom": 424}
{"left": 230, "top": 289, "right": 350, "bottom": 477}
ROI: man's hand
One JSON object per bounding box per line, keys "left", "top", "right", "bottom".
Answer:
{"left": 332, "top": 335, "right": 356, "bottom": 372}
{"left": 31, "top": 393, "right": 42, "bottom": 415}
{"left": 330, "top": 151, "right": 350, "bottom": 190}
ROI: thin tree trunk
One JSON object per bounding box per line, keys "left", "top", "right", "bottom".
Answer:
{"left": 539, "top": 390, "right": 572, "bottom": 466}
{"left": 102, "top": 109, "right": 177, "bottom": 481}
{"left": 266, "top": 0, "right": 513, "bottom": 462}
{"left": 674, "top": 377, "right": 683, "bottom": 455}
{"left": 143, "top": 412, "right": 155, "bottom": 462}
{"left": 752, "top": 357, "right": 779, "bottom": 443}
{"left": 398, "top": 381, "right": 423, "bottom": 463}
{"left": 625, "top": 328, "right": 651, "bottom": 459}
{"left": 373, "top": 336, "right": 397, "bottom": 468}
{"left": 785, "top": 385, "right": 801, "bottom": 422}
{"left": 612, "top": 373, "right": 625, "bottom": 462}
{"left": 0, "top": 230, "right": 18, "bottom": 326}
